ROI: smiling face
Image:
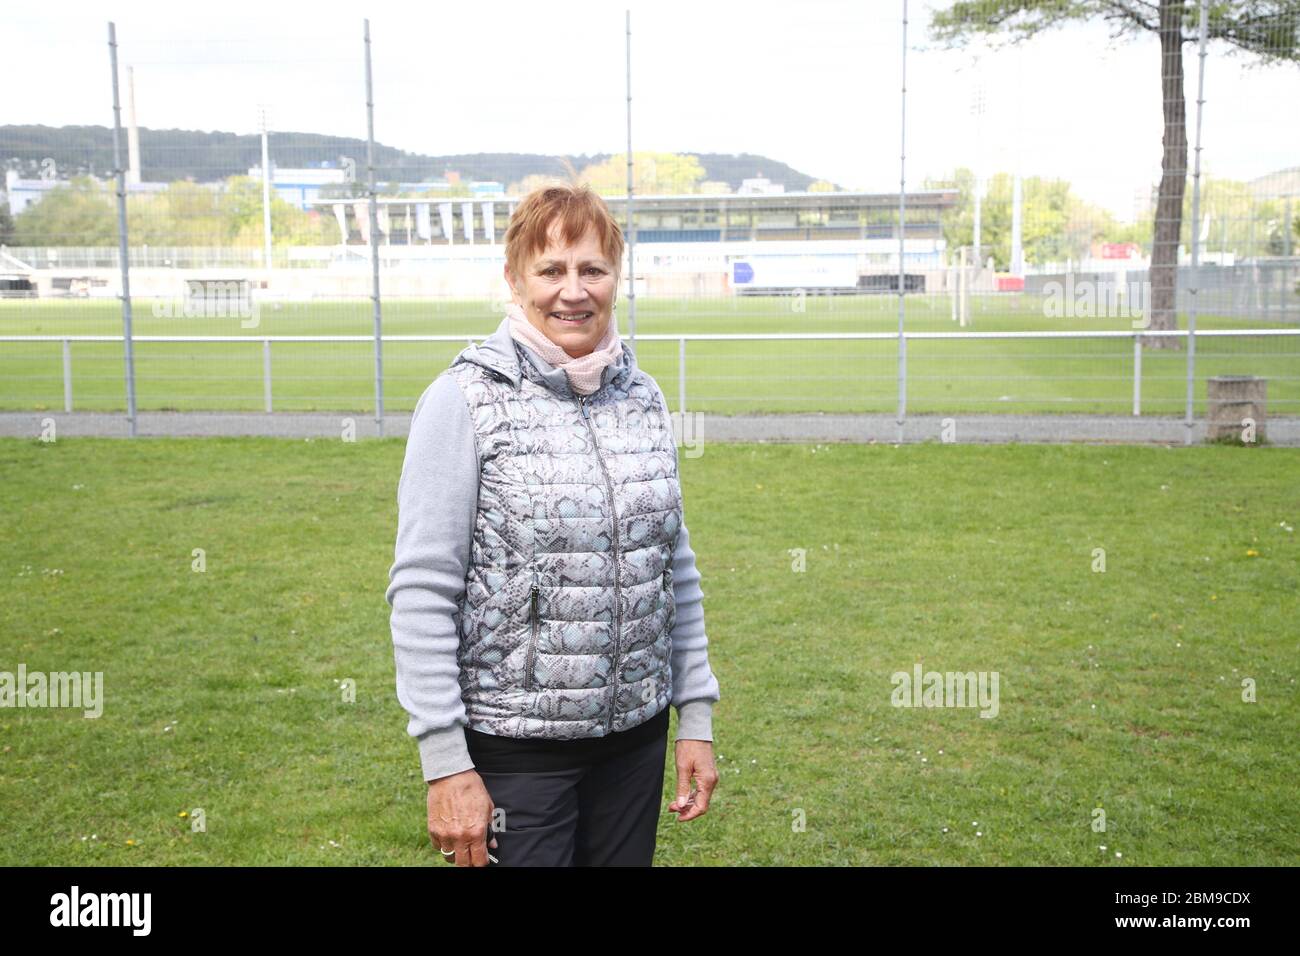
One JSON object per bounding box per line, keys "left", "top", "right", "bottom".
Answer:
{"left": 505, "top": 223, "right": 618, "bottom": 359}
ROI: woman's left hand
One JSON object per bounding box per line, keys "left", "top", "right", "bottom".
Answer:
{"left": 669, "top": 740, "right": 718, "bottom": 822}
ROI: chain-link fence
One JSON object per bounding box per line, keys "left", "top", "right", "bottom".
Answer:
{"left": 2, "top": 3, "right": 1297, "bottom": 437}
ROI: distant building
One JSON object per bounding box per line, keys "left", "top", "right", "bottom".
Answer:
{"left": 247, "top": 165, "right": 348, "bottom": 211}
{"left": 4, "top": 170, "right": 61, "bottom": 216}
{"left": 603, "top": 188, "right": 955, "bottom": 244}
{"left": 738, "top": 175, "right": 784, "bottom": 196}
{"left": 3, "top": 169, "right": 167, "bottom": 217}
{"left": 1249, "top": 166, "right": 1300, "bottom": 199}
{"left": 311, "top": 187, "right": 957, "bottom": 247}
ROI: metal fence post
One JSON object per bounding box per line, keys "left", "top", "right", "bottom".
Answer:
{"left": 263, "top": 339, "right": 272, "bottom": 412}
{"left": 364, "top": 19, "right": 384, "bottom": 439}
{"left": 896, "top": 0, "right": 908, "bottom": 444}
{"left": 62, "top": 339, "right": 73, "bottom": 412}
{"left": 678, "top": 336, "right": 686, "bottom": 418}
{"left": 1184, "top": 0, "right": 1209, "bottom": 445}
{"left": 898, "top": 333, "right": 908, "bottom": 422}
{"left": 1132, "top": 334, "right": 1142, "bottom": 416}
{"left": 108, "top": 22, "right": 137, "bottom": 437}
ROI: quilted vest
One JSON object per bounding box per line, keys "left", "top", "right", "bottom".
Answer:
{"left": 444, "top": 316, "right": 680, "bottom": 740}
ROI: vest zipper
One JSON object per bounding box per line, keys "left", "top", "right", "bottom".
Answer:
{"left": 577, "top": 393, "right": 622, "bottom": 734}
{"left": 525, "top": 571, "right": 540, "bottom": 692}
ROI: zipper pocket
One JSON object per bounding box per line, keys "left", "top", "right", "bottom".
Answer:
{"left": 524, "top": 573, "right": 540, "bottom": 692}
{"left": 660, "top": 567, "right": 672, "bottom": 605}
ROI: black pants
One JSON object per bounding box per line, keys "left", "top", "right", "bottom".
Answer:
{"left": 475, "top": 729, "right": 668, "bottom": 866}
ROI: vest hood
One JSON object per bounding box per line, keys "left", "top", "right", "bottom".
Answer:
{"left": 452, "top": 314, "right": 636, "bottom": 398}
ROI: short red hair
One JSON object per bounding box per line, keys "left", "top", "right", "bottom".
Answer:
{"left": 504, "top": 181, "right": 624, "bottom": 281}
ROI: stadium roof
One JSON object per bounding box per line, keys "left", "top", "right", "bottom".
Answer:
{"left": 603, "top": 189, "right": 958, "bottom": 207}
{"left": 310, "top": 188, "right": 959, "bottom": 209}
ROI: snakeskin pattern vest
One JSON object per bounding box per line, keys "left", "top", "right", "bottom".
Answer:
{"left": 443, "top": 317, "right": 680, "bottom": 739}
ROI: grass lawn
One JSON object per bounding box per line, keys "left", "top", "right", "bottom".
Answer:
{"left": 1, "top": 295, "right": 1297, "bottom": 416}
{"left": 0, "top": 437, "right": 1297, "bottom": 865}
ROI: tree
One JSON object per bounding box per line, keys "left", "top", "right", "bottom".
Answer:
{"left": 1188, "top": 175, "right": 1285, "bottom": 256}
{"left": 11, "top": 174, "right": 336, "bottom": 248}
{"left": 12, "top": 177, "right": 116, "bottom": 246}
{"left": 930, "top": 1, "right": 1300, "bottom": 348}
{"left": 927, "top": 165, "right": 1119, "bottom": 268}
{"left": 215, "top": 176, "right": 334, "bottom": 246}
{"left": 128, "top": 180, "right": 224, "bottom": 245}
{"left": 0, "top": 202, "right": 15, "bottom": 245}
{"left": 578, "top": 152, "right": 707, "bottom": 196}
{"left": 506, "top": 173, "right": 565, "bottom": 197}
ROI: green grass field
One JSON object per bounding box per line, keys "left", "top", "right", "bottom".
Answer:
{"left": 2, "top": 295, "right": 1297, "bottom": 416}
{"left": 2, "top": 437, "right": 1296, "bottom": 865}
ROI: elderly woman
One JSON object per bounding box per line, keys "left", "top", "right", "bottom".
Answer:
{"left": 386, "top": 182, "right": 721, "bottom": 867}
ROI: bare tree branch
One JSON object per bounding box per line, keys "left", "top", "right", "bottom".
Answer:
{"left": 1095, "top": 0, "right": 1159, "bottom": 33}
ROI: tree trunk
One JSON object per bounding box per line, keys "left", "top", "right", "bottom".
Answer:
{"left": 1146, "top": 0, "right": 1188, "bottom": 349}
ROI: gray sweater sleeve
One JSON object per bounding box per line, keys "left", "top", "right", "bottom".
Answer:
{"left": 651, "top": 379, "right": 722, "bottom": 742}
{"left": 668, "top": 519, "right": 722, "bottom": 741}
{"left": 385, "top": 372, "right": 479, "bottom": 783}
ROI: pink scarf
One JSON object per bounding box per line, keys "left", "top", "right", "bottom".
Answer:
{"left": 506, "top": 303, "right": 623, "bottom": 396}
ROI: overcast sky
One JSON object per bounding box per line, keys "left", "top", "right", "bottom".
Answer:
{"left": 5, "top": 0, "right": 1298, "bottom": 221}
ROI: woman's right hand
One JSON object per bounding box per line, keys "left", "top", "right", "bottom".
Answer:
{"left": 428, "top": 770, "right": 498, "bottom": 866}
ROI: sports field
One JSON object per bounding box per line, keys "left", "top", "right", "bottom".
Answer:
{"left": 1, "top": 437, "right": 1296, "bottom": 865}
{"left": 1, "top": 295, "right": 1296, "bottom": 416}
